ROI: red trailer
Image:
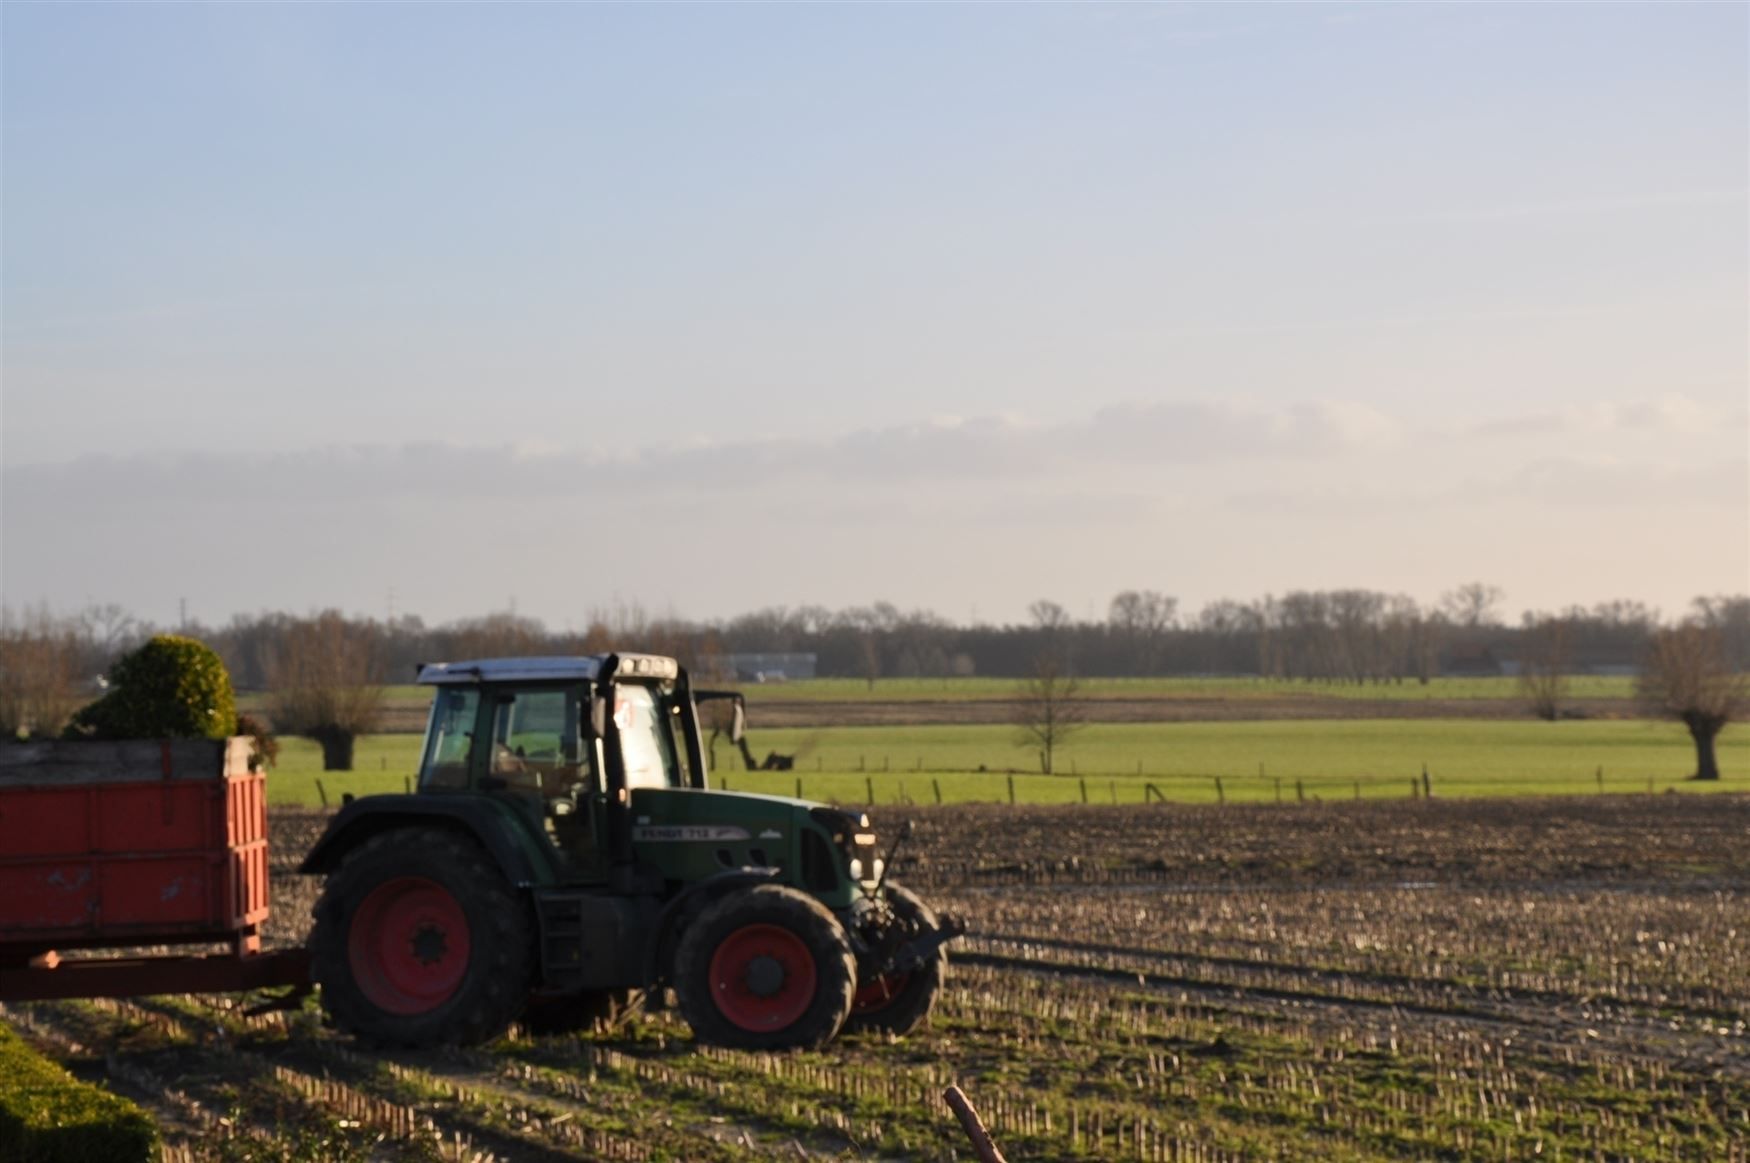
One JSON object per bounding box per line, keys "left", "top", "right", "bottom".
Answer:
{"left": 0, "top": 738, "right": 309, "bottom": 1003}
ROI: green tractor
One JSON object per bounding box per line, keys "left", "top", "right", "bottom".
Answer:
{"left": 299, "top": 654, "right": 960, "bottom": 1049}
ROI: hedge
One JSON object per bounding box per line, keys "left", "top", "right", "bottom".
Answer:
{"left": 0, "top": 1020, "right": 158, "bottom": 1163}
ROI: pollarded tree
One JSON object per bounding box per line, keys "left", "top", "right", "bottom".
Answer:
{"left": 1637, "top": 623, "right": 1748, "bottom": 781}
{"left": 267, "top": 612, "right": 384, "bottom": 771}
{"left": 1012, "top": 653, "right": 1086, "bottom": 775}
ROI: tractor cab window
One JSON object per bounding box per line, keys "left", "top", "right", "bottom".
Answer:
{"left": 616, "top": 683, "right": 681, "bottom": 790}
{"left": 418, "top": 688, "right": 480, "bottom": 790}
{"left": 488, "top": 687, "right": 587, "bottom": 800}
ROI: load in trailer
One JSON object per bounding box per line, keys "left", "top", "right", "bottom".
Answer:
{"left": 301, "top": 652, "right": 960, "bottom": 1049}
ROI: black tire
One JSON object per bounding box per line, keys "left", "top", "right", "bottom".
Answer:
{"left": 310, "top": 827, "right": 533, "bottom": 1047}
{"left": 844, "top": 882, "right": 947, "bottom": 1037}
{"left": 674, "top": 885, "right": 856, "bottom": 1050}
{"left": 518, "top": 989, "right": 640, "bottom": 1036}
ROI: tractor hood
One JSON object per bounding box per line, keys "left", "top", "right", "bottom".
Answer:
{"left": 628, "top": 787, "right": 862, "bottom": 908}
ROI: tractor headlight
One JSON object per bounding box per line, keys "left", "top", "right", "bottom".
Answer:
{"left": 849, "top": 858, "right": 863, "bottom": 881}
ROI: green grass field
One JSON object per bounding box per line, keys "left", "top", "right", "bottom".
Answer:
{"left": 238, "top": 674, "right": 1638, "bottom": 718}
{"left": 711, "top": 675, "right": 1635, "bottom": 703}
{"left": 265, "top": 718, "right": 1746, "bottom": 808}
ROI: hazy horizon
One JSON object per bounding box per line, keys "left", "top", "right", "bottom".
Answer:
{"left": 4, "top": 4, "right": 1745, "bottom": 629}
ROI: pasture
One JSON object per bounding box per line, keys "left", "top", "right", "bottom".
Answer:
{"left": 262, "top": 718, "right": 1748, "bottom": 807}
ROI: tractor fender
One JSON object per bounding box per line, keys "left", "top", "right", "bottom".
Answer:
{"left": 645, "top": 867, "right": 782, "bottom": 982}
{"left": 298, "top": 794, "right": 556, "bottom": 888}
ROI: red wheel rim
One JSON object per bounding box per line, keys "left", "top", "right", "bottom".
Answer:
{"left": 707, "top": 923, "right": 817, "bottom": 1032}
{"left": 852, "top": 971, "right": 912, "bottom": 1013}
{"left": 347, "top": 876, "right": 471, "bottom": 1015}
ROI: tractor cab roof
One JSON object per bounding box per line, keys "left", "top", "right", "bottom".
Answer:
{"left": 416, "top": 654, "right": 680, "bottom": 685}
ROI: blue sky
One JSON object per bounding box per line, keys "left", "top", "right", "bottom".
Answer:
{"left": 3, "top": 3, "right": 1745, "bottom": 629}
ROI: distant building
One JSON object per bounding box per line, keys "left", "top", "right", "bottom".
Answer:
{"left": 703, "top": 653, "right": 818, "bottom": 682}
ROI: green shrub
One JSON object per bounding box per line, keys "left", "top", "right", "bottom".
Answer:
{"left": 70, "top": 634, "right": 237, "bottom": 741}
{"left": 0, "top": 1021, "right": 159, "bottom": 1162}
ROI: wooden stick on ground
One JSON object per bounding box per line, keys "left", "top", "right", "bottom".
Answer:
{"left": 943, "top": 1085, "right": 1008, "bottom": 1163}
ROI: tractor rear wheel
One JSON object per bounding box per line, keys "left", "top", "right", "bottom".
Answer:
{"left": 845, "top": 883, "right": 946, "bottom": 1037}
{"left": 310, "top": 827, "right": 532, "bottom": 1047}
{"left": 674, "top": 885, "right": 855, "bottom": 1050}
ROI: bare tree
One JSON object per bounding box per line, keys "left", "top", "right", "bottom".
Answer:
{"left": 1518, "top": 615, "right": 1572, "bottom": 721}
{"left": 1636, "top": 623, "right": 1748, "bottom": 781}
{"left": 1028, "top": 599, "right": 1071, "bottom": 634}
{"left": 0, "top": 605, "right": 87, "bottom": 739}
{"left": 1012, "top": 653, "right": 1086, "bottom": 775}
{"left": 1108, "top": 590, "right": 1177, "bottom": 675}
{"left": 1441, "top": 583, "right": 1505, "bottom": 629}
{"left": 267, "top": 611, "right": 385, "bottom": 771}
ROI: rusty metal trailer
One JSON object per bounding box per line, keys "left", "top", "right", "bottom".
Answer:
{"left": 0, "top": 738, "right": 308, "bottom": 1003}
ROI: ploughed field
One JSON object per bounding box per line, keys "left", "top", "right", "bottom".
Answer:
{"left": 9, "top": 796, "right": 1749, "bottom": 1161}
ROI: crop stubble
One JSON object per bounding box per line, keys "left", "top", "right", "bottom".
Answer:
{"left": 7, "top": 795, "right": 1747, "bottom": 1160}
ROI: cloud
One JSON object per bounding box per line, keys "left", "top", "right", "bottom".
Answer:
{"left": 7, "top": 396, "right": 1414, "bottom": 508}
{"left": 1463, "top": 394, "right": 1731, "bottom": 440}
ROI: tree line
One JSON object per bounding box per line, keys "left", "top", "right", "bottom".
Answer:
{"left": 3, "top": 586, "right": 1747, "bottom": 699}
{"left": 3, "top": 585, "right": 1745, "bottom": 779}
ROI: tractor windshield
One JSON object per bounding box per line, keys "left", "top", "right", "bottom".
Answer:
{"left": 419, "top": 687, "right": 479, "bottom": 790}
{"left": 616, "top": 683, "right": 681, "bottom": 790}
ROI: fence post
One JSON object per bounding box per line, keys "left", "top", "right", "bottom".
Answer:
{"left": 1274, "top": 777, "right": 1282, "bottom": 803}
{"left": 795, "top": 776, "right": 803, "bottom": 799}
{"left": 1422, "top": 765, "right": 1431, "bottom": 798}
{"left": 1007, "top": 774, "right": 1016, "bottom": 805}
{"left": 1596, "top": 765, "right": 1604, "bottom": 793}
{"left": 316, "top": 779, "right": 328, "bottom": 808}
{"left": 1295, "top": 779, "right": 1305, "bottom": 803}
{"left": 403, "top": 775, "right": 411, "bottom": 794}
{"left": 1109, "top": 780, "right": 1116, "bottom": 804}
{"left": 1410, "top": 779, "right": 1419, "bottom": 799}
{"left": 1213, "top": 776, "right": 1224, "bottom": 805}
{"left": 1079, "top": 777, "right": 1088, "bottom": 804}
{"left": 933, "top": 777, "right": 942, "bottom": 805}
{"left": 866, "top": 776, "right": 874, "bottom": 805}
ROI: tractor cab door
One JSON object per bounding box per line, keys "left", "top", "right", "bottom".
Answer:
{"left": 476, "top": 684, "right": 608, "bottom": 881}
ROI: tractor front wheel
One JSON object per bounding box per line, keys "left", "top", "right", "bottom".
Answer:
{"left": 845, "top": 883, "right": 947, "bottom": 1037}
{"left": 674, "top": 885, "right": 855, "bottom": 1050}
{"left": 310, "top": 827, "right": 532, "bottom": 1047}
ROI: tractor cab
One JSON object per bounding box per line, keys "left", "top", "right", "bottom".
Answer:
{"left": 411, "top": 654, "right": 757, "bottom": 883}
{"left": 300, "top": 652, "right": 961, "bottom": 1052}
